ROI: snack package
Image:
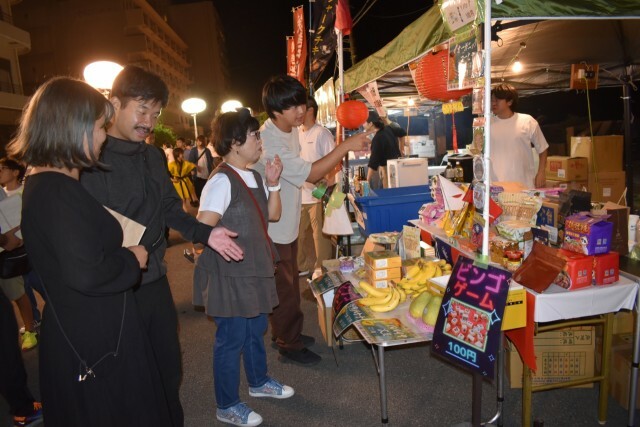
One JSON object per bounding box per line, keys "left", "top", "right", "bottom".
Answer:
{"left": 563, "top": 213, "right": 613, "bottom": 255}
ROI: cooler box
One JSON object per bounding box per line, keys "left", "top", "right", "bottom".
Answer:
{"left": 387, "top": 158, "right": 429, "bottom": 188}
{"left": 351, "top": 185, "right": 433, "bottom": 236}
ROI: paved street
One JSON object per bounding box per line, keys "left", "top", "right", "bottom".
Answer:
{"left": 1, "top": 228, "right": 634, "bottom": 426}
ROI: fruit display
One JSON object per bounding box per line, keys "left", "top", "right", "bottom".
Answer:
{"left": 408, "top": 290, "right": 443, "bottom": 327}
{"left": 357, "top": 280, "right": 405, "bottom": 312}
{"left": 396, "top": 259, "right": 452, "bottom": 295}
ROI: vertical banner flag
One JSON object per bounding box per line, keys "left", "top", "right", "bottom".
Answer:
{"left": 286, "top": 36, "right": 296, "bottom": 79}
{"left": 292, "top": 6, "right": 307, "bottom": 86}
{"left": 310, "top": 0, "right": 337, "bottom": 83}
{"left": 335, "top": 0, "right": 352, "bottom": 36}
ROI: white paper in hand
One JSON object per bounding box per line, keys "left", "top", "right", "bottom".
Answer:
{"left": 103, "top": 206, "right": 146, "bottom": 247}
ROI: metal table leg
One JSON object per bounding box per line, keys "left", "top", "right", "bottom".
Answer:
{"left": 628, "top": 278, "right": 640, "bottom": 427}
{"left": 372, "top": 344, "right": 389, "bottom": 424}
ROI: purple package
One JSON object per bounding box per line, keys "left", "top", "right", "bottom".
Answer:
{"left": 562, "top": 213, "right": 613, "bottom": 255}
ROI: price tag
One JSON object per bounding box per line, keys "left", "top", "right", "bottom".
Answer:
{"left": 440, "top": 0, "right": 477, "bottom": 32}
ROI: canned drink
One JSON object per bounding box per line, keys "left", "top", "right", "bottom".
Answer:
{"left": 361, "top": 181, "right": 370, "bottom": 197}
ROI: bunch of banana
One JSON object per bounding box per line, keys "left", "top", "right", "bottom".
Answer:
{"left": 357, "top": 280, "right": 405, "bottom": 312}
{"left": 396, "top": 259, "right": 452, "bottom": 295}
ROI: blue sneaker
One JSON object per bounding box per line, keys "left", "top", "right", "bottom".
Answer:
{"left": 249, "top": 378, "right": 294, "bottom": 399}
{"left": 13, "top": 402, "right": 43, "bottom": 427}
{"left": 216, "top": 402, "right": 262, "bottom": 426}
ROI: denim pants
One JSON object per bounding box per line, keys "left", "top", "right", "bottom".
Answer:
{"left": 213, "top": 314, "right": 269, "bottom": 409}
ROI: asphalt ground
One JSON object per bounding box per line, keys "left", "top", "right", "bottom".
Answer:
{"left": 2, "top": 227, "right": 635, "bottom": 426}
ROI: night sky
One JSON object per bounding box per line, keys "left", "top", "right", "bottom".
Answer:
{"left": 174, "top": 0, "right": 434, "bottom": 111}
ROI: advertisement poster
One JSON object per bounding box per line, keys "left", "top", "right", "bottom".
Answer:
{"left": 431, "top": 256, "right": 511, "bottom": 378}
{"left": 308, "top": 270, "right": 346, "bottom": 299}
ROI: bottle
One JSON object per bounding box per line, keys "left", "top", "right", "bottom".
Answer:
{"left": 454, "top": 161, "right": 464, "bottom": 183}
{"left": 445, "top": 162, "right": 455, "bottom": 180}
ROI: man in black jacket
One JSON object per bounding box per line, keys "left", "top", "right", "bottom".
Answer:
{"left": 81, "top": 65, "right": 243, "bottom": 427}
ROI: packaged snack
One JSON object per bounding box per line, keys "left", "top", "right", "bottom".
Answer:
{"left": 563, "top": 213, "right": 613, "bottom": 255}
{"left": 512, "top": 242, "right": 566, "bottom": 293}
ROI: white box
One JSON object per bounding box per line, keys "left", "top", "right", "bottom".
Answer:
{"left": 387, "top": 158, "right": 429, "bottom": 188}
{"left": 407, "top": 135, "right": 436, "bottom": 158}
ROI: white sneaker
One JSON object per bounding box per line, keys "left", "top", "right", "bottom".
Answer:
{"left": 311, "top": 269, "right": 323, "bottom": 280}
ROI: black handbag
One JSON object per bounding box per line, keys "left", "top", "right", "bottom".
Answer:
{"left": 0, "top": 245, "right": 30, "bottom": 278}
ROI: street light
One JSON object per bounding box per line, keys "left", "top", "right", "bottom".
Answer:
{"left": 181, "top": 97, "right": 207, "bottom": 142}
{"left": 83, "top": 61, "right": 123, "bottom": 97}
{"left": 221, "top": 99, "right": 243, "bottom": 113}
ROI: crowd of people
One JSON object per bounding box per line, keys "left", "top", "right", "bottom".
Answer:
{"left": 0, "top": 68, "right": 372, "bottom": 427}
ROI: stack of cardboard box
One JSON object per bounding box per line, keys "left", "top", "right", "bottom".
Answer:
{"left": 570, "top": 135, "right": 625, "bottom": 203}
{"left": 544, "top": 135, "right": 625, "bottom": 203}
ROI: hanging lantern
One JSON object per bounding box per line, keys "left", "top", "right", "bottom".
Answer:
{"left": 415, "top": 49, "right": 471, "bottom": 102}
{"left": 336, "top": 100, "right": 369, "bottom": 129}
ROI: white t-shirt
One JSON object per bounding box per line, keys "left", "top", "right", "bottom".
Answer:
{"left": 196, "top": 148, "right": 209, "bottom": 179}
{"left": 4, "top": 184, "right": 23, "bottom": 197}
{"left": 298, "top": 123, "right": 335, "bottom": 204}
{"left": 252, "top": 118, "right": 312, "bottom": 245}
{"left": 490, "top": 112, "right": 549, "bottom": 188}
{"left": 199, "top": 164, "right": 268, "bottom": 216}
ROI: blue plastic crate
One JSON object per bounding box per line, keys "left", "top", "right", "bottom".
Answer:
{"left": 352, "top": 185, "right": 433, "bottom": 236}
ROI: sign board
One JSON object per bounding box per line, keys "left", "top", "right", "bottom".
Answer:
{"left": 431, "top": 255, "right": 511, "bottom": 377}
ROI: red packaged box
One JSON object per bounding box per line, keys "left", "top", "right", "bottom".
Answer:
{"left": 593, "top": 252, "right": 619, "bottom": 285}
{"left": 553, "top": 249, "right": 594, "bottom": 290}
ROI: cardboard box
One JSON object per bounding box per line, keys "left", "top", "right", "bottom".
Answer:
{"left": 545, "top": 156, "right": 589, "bottom": 182}
{"left": 545, "top": 179, "right": 588, "bottom": 192}
{"left": 589, "top": 171, "right": 627, "bottom": 204}
{"left": 593, "top": 251, "right": 620, "bottom": 285}
{"left": 365, "top": 265, "right": 402, "bottom": 281}
{"left": 570, "top": 135, "right": 623, "bottom": 173}
{"left": 613, "top": 311, "right": 635, "bottom": 335}
{"left": 610, "top": 342, "right": 640, "bottom": 410}
{"left": 364, "top": 250, "right": 402, "bottom": 269}
{"left": 553, "top": 249, "right": 594, "bottom": 291}
{"left": 507, "top": 327, "right": 595, "bottom": 389}
{"left": 315, "top": 291, "right": 334, "bottom": 347}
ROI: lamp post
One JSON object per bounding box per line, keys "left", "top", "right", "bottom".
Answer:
{"left": 181, "top": 97, "right": 207, "bottom": 142}
{"left": 220, "top": 99, "right": 243, "bottom": 113}
{"left": 83, "top": 61, "right": 123, "bottom": 97}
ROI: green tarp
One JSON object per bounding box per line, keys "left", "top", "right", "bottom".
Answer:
{"left": 343, "top": 1, "right": 640, "bottom": 93}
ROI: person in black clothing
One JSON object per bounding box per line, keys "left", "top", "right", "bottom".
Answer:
{"left": 0, "top": 230, "right": 43, "bottom": 427}
{"left": 80, "top": 66, "right": 243, "bottom": 427}
{"left": 365, "top": 110, "right": 402, "bottom": 190}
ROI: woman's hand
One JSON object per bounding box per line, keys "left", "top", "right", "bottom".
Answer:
{"left": 128, "top": 245, "right": 148, "bottom": 269}
{"left": 265, "top": 154, "right": 283, "bottom": 186}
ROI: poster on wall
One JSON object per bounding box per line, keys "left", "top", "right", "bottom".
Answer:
{"left": 431, "top": 255, "right": 511, "bottom": 378}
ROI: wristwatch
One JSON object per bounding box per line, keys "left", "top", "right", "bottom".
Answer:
{"left": 267, "top": 183, "right": 281, "bottom": 192}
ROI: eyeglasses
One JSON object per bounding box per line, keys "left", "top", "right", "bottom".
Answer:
{"left": 248, "top": 131, "right": 261, "bottom": 140}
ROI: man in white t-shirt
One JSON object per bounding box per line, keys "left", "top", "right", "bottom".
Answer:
{"left": 253, "top": 75, "right": 370, "bottom": 366}
{"left": 297, "top": 97, "right": 336, "bottom": 280}
{"left": 490, "top": 83, "right": 548, "bottom": 188}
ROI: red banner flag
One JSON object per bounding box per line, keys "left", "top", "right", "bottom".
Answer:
{"left": 286, "top": 36, "right": 296, "bottom": 79}
{"left": 293, "top": 6, "right": 307, "bottom": 86}
{"left": 335, "top": 0, "right": 352, "bottom": 36}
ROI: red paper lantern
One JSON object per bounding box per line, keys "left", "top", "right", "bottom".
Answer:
{"left": 415, "top": 49, "right": 471, "bottom": 102}
{"left": 336, "top": 100, "right": 368, "bottom": 129}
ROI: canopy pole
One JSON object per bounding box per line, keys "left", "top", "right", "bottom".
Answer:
{"left": 622, "top": 67, "right": 633, "bottom": 208}
{"left": 482, "top": 1, "right": 492, "bottom": 259}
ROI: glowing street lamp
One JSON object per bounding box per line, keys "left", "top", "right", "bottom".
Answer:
{"left": 181, "top": 97, "right": 207, "bottom": 141}
{"left": 221, "top": 99, "right": 243, "bottom": 113}
{"left": 83, "top": 61, "right": 123, "bottom": 97}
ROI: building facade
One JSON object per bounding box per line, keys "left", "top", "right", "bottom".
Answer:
{"left": 0, "top": 0, "right": 30, "bottom": 149}
{"left": 12, "top": 0, "right": 227, "bottom": 135}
